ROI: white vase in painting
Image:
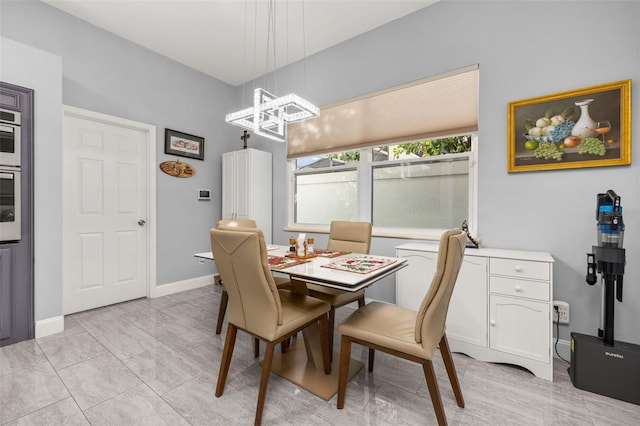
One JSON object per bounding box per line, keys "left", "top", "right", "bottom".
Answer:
{"left": 571, "top": 99, "right": 597, "bottom": 139}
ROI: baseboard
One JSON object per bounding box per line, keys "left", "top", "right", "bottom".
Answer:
{"left": 35, "top": 316, "right": 64, "bottom": 339}
{"left": 151, "top": 274, "right": 214, "bottom": 298}
{"left": 553, "top": 337, "right": 572, "bottom": 362}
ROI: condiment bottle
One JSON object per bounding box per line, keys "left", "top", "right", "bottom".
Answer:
{"left": 289, "top": 237, "right": 296, "bottom": 254}
{"left": 307, "top": 237, "right": 315, "bottom": 254}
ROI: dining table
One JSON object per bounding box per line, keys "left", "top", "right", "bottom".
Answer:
{"left": 194, "top": 245, "right": 408, "bottom": 400}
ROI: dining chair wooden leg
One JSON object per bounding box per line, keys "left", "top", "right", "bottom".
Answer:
{"left": 368, "top": 348, "right": 375, "bottom": 372}
{"left": 423, "top": 360, "right": 447, "bottom": 426}
{"left": 216, "top": 323, "right": 237, "bottom": 397}
{"left": 357, "top": 295, "right": 365, "bottom": 308}
{"left": 439, "top": 334, "right": 464, "bottom": 408}
{"left": 337, "top": 335, "right": 352, "bottom": 409}
{"left": 255, "top": 341, "right": 276, "bottom": 426}
{"left": 215, "top": 289, "right": 228, "bottom": 334}
{"left": 328, "top": 307, "right": 336, "bottom": 362}
{"left": 318, "top": 315, "right": 331, "bottom": 374}
{"left": 280, "top": 340, "right": 288, "bottom": 353}
{"left": 253, "top": 338, "right": 260, "bottom": 357}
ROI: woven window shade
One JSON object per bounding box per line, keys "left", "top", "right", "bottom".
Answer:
{"left": 287, "top": 64, "right": 478, "bottom": 159}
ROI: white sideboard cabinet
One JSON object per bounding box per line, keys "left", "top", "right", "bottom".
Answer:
{"left": 222, "top": 149, "right": 272, "bottom": 242}
{"left": 396, "top": 243, "right": 554, "bottom": 381}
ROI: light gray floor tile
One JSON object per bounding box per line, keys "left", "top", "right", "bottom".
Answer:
{"left": 145, "top": 320, "right": 214, "bottom": 352}
{"left": 4, "top": 286, "right": 640, "bottom": 425}
{"left": 83, "top": 384, "right": 189, "bottom": 426}
{"left": 0, "top": 362, "right": 70, "bottom": 424}
{"left": 57, "top": 352, "right": 141, "bottom": 410}
{"left": 0, "top": 340, "right": 49, "bottom": 376}
{"left": 123, "top": 344, "right": 206, "bottom": 394}
{"left": 162, "top": 365, "right": 277, "bottom": 425}
{"left": 5, "top": 397, "right": 88, "bottom": 426}
{"left": 117, "top": 307, "right": 179, "bottom": 331}
{"left": 38, "top": 331, "right": 107, "bottom": 370}
{"left": 78, "top": 316, "right": 162, "bottom": 360}
{"left": 161, "top": 301, "right": 217, "bottom": 333}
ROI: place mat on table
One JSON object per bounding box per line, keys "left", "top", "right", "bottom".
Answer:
{"left": 321, "top": 256, "right": 397, "bottom": 274}
{"left": 313, "top": 249, "right": 350, "bottom": 258}
{"left": 268, "top": 256, "right": 307, "bottom": 270}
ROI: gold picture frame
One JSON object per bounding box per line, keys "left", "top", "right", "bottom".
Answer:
{"left": 508, "top": 80, "right": 631, "bottom": 172}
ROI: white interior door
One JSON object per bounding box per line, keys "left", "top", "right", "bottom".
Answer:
{"left": 62, "top": 109, "right": 152, "bottom": 314}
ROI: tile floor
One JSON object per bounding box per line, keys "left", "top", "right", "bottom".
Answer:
{"left": 1, "top": 284, "right": 639, "bottom": 425}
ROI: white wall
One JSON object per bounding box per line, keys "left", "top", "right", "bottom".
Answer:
{"left": 0, "top": 37, "right": 63, "bottom": 321}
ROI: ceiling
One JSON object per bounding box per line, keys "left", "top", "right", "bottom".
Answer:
{"left": 43, "top": 0, "right": 439, "bottom": 86}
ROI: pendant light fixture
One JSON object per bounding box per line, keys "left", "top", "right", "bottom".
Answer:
{"left": 225, "top": 0, "right": 319, "bottom": 142}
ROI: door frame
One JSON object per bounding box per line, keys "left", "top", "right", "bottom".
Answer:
{"left": 62, "top": 105, "right": 157, "bottom": 301}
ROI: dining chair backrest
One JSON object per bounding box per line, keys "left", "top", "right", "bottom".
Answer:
{"left": 210, "top": 226, "right": 283, "bottom": 339}
{"left": 415, "top": 229, "right": 467, "bottom": 355}
{"left": 217, "top": 219, "right": 257, "bottom": 229}
{"left": 327, "top": 221, "right": 372, "bottom": 254}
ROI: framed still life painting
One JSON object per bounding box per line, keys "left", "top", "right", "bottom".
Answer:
{"left": 507, "top": 80, "right": 631, "bottom": 172}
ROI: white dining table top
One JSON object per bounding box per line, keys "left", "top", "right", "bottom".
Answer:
{"left": 194, "top": 245, "right": 407, "bottom": 292}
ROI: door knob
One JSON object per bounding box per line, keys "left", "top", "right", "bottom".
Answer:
{"left": 138, "top": 219, "right": 146, "bottom": 226}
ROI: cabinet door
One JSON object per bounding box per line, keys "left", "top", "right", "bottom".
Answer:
{"left": 396, "top": 249, "right": 437, "bottom": 311}
{"left": 233, "top": 150, "right": 251, "bottom": 220}
{"left": 489, "top": 294, "right": 550, "bottom": 363}
{"left": 0, "top": 249, "right": 12, "bottom": 341}
{"left": 446, "top": 256, "right": 488, "bottom": 346}
{"left": 221, "top": 152, "right": 236, "bottom": 219}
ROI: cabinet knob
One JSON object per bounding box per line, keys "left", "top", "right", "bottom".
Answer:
{"left": 515, "top": 285, "right": 522, "bottom": 292}
{"left": 490, "top": 320, "right": 496, "bottom": 326}
{"left": 514, "top": 265, "right": 523, "bottom": 272}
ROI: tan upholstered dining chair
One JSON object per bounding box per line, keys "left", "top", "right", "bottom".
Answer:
{"left": 214, "top": 219, "right": 289, "bottom": 341}
{"left": 211, "top": 226, "right": 332, "bottom": 425}
{"left": 303, "top": 221, "right": 372, "bottom": 357}
{"left": 337, "top": 229, "right": 467, "bottom": 426}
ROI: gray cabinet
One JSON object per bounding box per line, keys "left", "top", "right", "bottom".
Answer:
{"left": 0, "top": 248, "right": 12, "bottom": 341}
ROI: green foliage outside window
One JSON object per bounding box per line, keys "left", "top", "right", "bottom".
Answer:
{"left": 392, "top": 135, "right": 471, "bottom": 158}
{"left": 329, "top": 135, "right": 471, "bottom": 163}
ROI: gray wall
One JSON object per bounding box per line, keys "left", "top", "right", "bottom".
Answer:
{"left": 258, "top": 0, "right": 640, "bottom": 345}
{"left": 2, "top": 0, "right": 639, "bottom": 347}
{"left": 1, "top": 0, "right": 241, "bottom": 293}
{"left": 1, "top": 37, "right": 63, "bottom": 321}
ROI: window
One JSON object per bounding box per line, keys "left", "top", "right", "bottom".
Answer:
{"left": 289, "top": 134, "right": 477, "bottom": 238}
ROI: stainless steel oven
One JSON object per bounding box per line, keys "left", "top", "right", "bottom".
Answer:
{"left": 0, "top": 167, "right": 20, "bottom": 241}
{"left": 0, "top": 108, "right": 21, "bottom": 242}
{"left": 0, "top": 108, "right": 21, "bottom": 167}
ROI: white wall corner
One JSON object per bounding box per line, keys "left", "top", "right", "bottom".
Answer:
{"left": 151, "top": 275, "right": 214, "bottom": 298}
{"left": 35, "top": 316, "right": 64, "bottom": 339}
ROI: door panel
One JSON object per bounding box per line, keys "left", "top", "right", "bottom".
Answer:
{"left": 63, "top": 115, "right": 148, "bottom": 314}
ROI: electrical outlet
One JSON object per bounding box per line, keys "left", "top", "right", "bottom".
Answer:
{"left": 553, "top": 300, "right": 570, "bottom": 324}
{"left": 198, "top": 258, "right": 205, "bottom": 266}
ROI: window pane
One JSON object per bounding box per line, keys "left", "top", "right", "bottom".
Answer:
{"left": 295, "top": 151, "right": 359, "bottom": 171}
{"left": 372, "top": 159, "right": 468, "bottom": 229}
{"left": 295, "top": 170, "right": 358, "bottom": 224}
{"left": 373, "top": 135, "right": 472, "bottom": 162}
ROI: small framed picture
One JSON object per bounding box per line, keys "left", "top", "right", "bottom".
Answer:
{"left": 507, "top": 80, "right": 631, "bottom": 172}
{"left": 164, "top": 128, "right": 205, "bottom": 160}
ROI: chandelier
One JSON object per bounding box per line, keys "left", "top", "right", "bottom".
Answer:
{"left": 225, "top": 1, "right": 319, "bottom": 143}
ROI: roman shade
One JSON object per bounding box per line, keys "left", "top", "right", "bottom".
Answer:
{"left": 287, "top": 64, "right": 478, "bottom": 159}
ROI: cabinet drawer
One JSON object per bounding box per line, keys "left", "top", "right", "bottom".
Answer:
{"left": 490, "top": 258, "right": 549, "bottom": 281}
{"left": 490, "top": 276, "right": 549, "bottom": 301}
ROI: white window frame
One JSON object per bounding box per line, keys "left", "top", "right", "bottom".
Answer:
{"left": 287, "top": 133, "right": 478, "bottom": 240}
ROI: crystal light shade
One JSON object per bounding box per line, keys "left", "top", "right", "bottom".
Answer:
{"left": 226, "top": 88, "right": 319, "bottom": 142}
